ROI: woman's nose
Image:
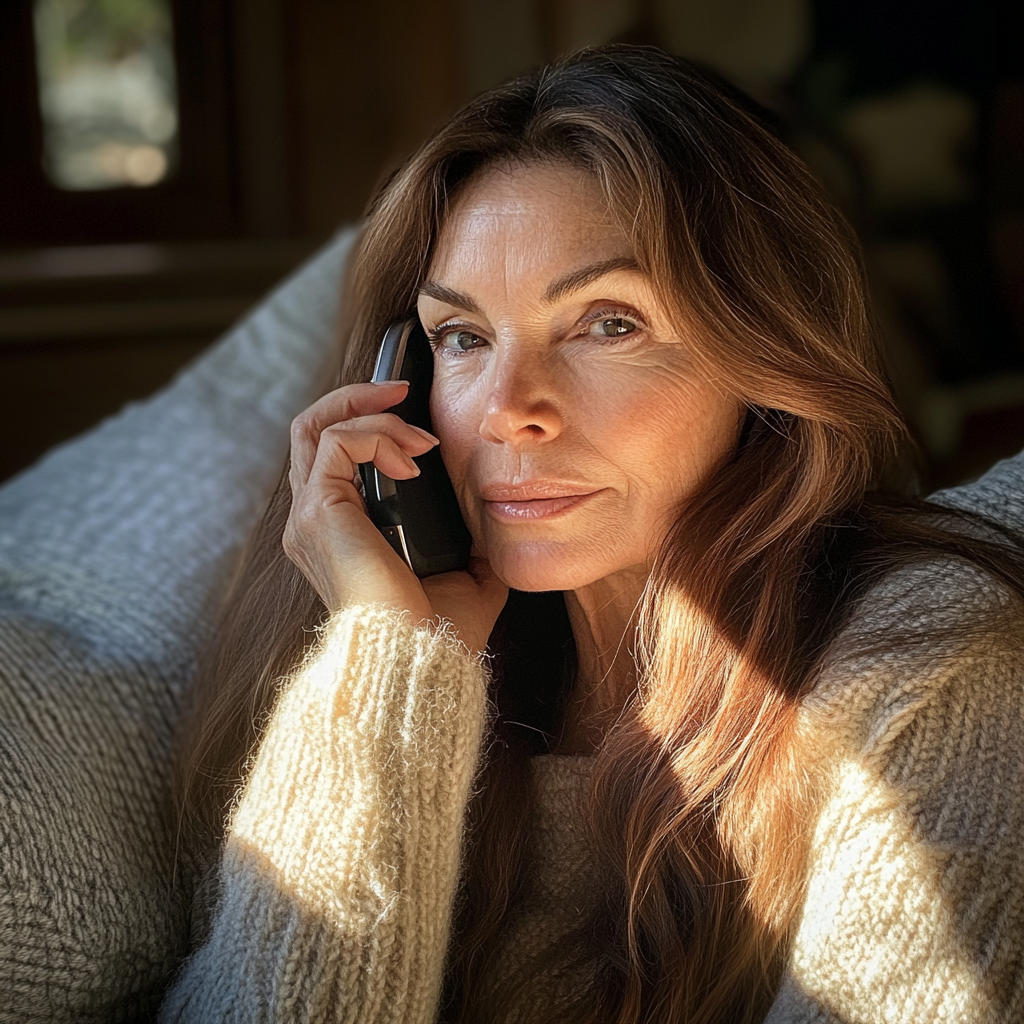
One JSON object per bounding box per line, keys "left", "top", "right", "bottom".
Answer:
{"left": 477, "top": 346, "right": 563, "bottom": 446}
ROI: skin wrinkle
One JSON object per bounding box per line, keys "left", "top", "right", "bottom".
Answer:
{"left": 416, "top": 161, "right": 744, "bottom": 754}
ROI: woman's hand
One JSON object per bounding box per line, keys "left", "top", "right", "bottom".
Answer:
{"left": 283, "top": 381, "right": 507, "bottom": 654}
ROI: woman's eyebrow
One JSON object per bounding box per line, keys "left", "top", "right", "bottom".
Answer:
{"left": 542, "top": 256, "right": 640, "bottom": 303}
{"left": 417, "top": 281, "right": 481, "bottom": 313}
{"left": 417, "top": 255, "right": 641, "bottom": 313}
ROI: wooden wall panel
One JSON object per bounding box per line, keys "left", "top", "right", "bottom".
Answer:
{"left": 289, "top": 0, "right": 465, "bottom": 235}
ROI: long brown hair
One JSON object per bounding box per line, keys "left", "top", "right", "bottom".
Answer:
{"left": 177, "top": 45, "right": 1024, "bottom": 1024}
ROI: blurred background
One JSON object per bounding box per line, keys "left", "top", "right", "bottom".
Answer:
{"left": 1, "top": 0, "right": 1022, "bottom": 488}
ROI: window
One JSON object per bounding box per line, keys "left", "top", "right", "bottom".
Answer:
{"left": 0, "top": 0, "right": 236, "bottom": 244}
{"left": 33, "top": 0, "right": 179, "bottom": 190}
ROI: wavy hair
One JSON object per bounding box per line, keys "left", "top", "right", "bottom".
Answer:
{"left": 177, "top": 46, "right": 1024, "bottom": 1023}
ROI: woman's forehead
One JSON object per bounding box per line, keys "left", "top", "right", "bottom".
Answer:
{"left": 429, "top": 162, "right": 633, "bottom": 282}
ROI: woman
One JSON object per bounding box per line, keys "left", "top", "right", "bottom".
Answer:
{"left": 165, "top": 46, "right": 1024, "bottom": 1023}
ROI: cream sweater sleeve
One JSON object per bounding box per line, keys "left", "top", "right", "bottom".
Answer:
{"left": 766, "top": 577, "right": 1024, "bottom": 1023}
{"left": 159, "top": 605, "right": 489, "bottom": 1024}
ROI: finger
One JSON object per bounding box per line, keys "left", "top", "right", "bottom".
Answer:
{"left": 331, "top": 413, "right": 439, "bottom": 453}
{"left": 294, "top": 411, "right": 436, "bottom": 492}
{"left": 466, "top": 554, "right": 509, "bottom": 605}
{"left": 290, "top": 418, "right": 430, "bottom": 501}
{"left": 310, "top": 381, "right": 414, "bottom": 429}
{"left": 307, "top": 427, "right": 422, "bottom": 497}
{"left": 422, "top": 556, "right": 509, "bottom": 654}
{"left": 290, "top": 381, "right": 410, "bottom": 483}
{"left": 289, "top": 445, "right": 367, "bottom": 534}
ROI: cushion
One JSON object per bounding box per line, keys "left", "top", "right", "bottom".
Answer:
{"left": 0, "top": 227, "right": 356, "bottom": 672}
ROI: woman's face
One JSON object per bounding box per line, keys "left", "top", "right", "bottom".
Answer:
{"left": 417, "top": 161, "right": 743, "bottom": 592}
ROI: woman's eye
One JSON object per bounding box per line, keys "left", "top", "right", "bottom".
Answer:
{"left": 586, "top": 316, "right": 638, "bottom": 338}
{"left": 438, "top": 329, "right": 485, "bottom": 352}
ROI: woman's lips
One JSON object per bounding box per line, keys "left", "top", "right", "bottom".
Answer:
{"left": 480, "top": 484, "right": 600, "bottom": 520}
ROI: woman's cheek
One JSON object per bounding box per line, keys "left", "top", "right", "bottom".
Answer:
{"left": 571, "top": 368, "right": 659, "bottom": 456}
{"left": 431, "top": 377, "right": 487, "bottom": 542}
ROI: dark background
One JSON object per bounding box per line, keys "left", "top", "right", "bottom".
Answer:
{"left": 2, "top": 0, "right": 1022, "bottom": 487}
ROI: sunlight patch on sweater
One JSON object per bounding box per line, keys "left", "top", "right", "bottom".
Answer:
{"left": 791, "top": 757, "right": 989, "bottom": 1023}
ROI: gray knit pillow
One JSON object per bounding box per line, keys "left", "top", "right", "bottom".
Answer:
{"left": 0, "top": 227, "right": 355, "bottom": 672}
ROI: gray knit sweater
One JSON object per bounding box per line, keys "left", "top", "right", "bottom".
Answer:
{"left": 2, "top": 233, "right": 1023, "bottom": 1021}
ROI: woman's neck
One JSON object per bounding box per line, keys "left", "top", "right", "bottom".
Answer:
{"left": 555, "top": 566, "right": 648, "bottom": 755}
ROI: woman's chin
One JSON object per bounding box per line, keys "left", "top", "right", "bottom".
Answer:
{"left": 486, "top": 544, "right": 604, "bottom": 593}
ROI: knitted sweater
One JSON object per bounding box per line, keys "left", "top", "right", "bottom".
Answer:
{"left": 148, "top": 555, "right": 1024, "bottom": 1024}
{"left": 3, "top": 553, "right": 1024, "bottom": 1023}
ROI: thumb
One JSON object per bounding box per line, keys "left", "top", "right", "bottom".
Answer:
{"left": 465, "top": 552, "right": 508, "bottom": 605}
{"left": 422, "top": 555, "right": 509, "bottom": 654}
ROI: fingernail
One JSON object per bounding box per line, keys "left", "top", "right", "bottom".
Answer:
{"left": 372, "top": 379, "right": 410, "bottom": 386}
{"left": 405, "top": 456, "right": 421, "bottom": 475}
{"left": 408, "top": 424, "right": 440, "bottom": 445}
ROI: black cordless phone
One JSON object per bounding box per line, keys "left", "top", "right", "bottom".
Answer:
{"left": 359, "top": 317, "right": 472, "bottom": 578}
